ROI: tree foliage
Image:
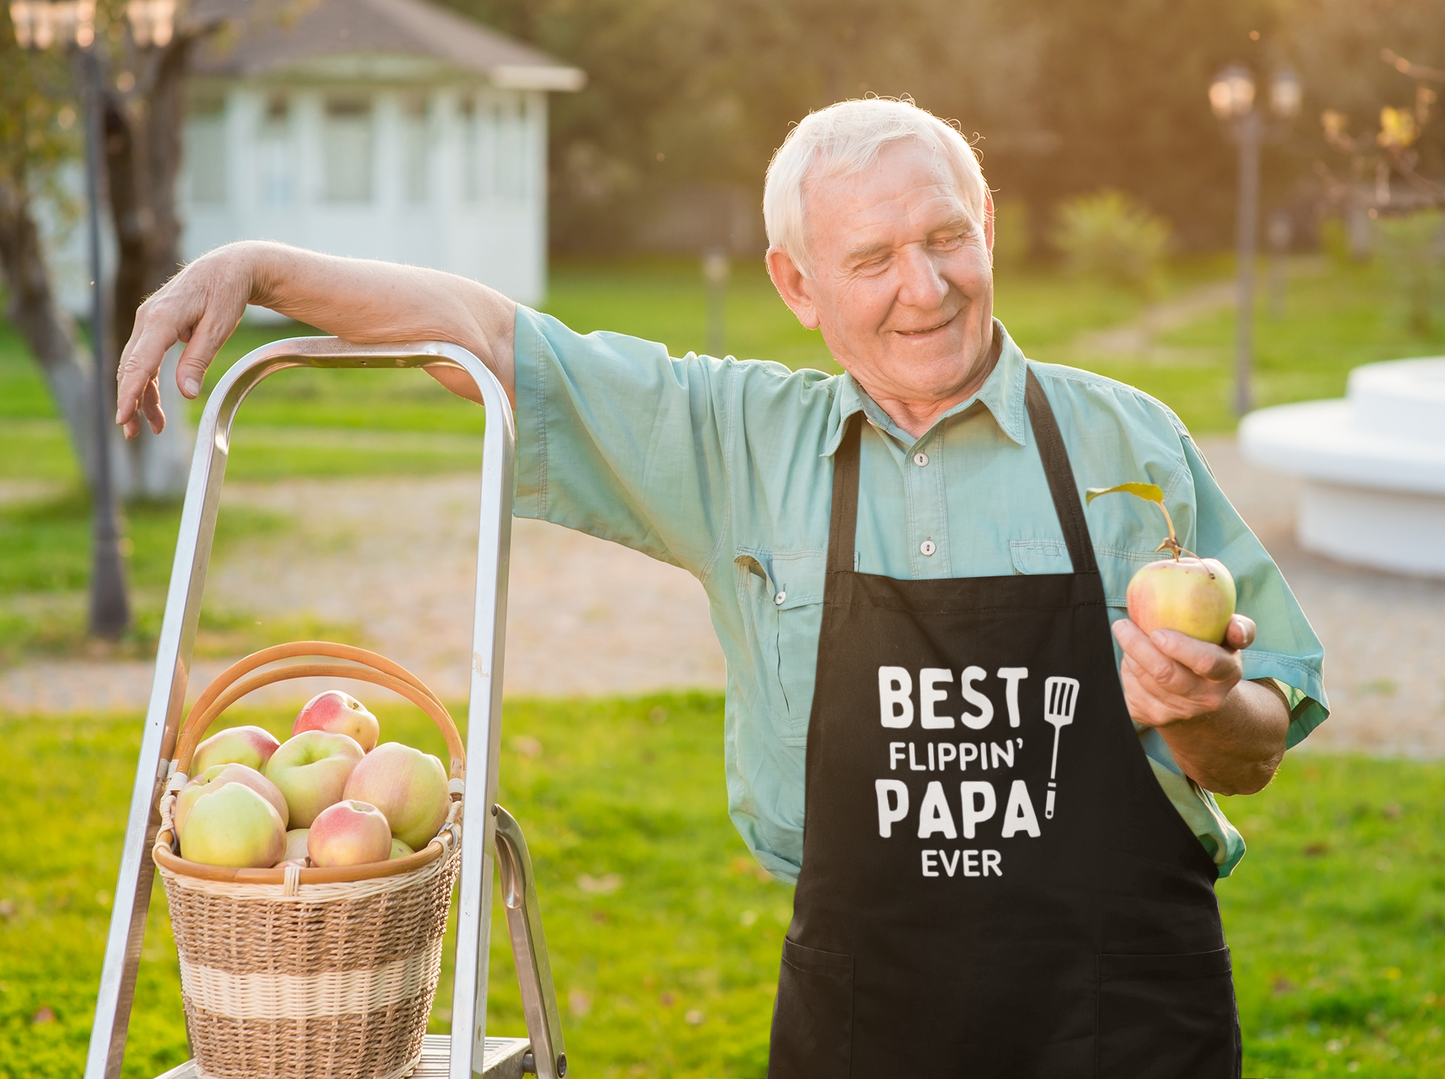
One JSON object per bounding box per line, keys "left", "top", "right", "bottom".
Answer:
{"left": 444, "top": 0, "right": 1443, "bottom": 254}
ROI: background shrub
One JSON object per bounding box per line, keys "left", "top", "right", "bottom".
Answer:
{"left": 1053, "top": 189, "right": 1172, "bottom": 292}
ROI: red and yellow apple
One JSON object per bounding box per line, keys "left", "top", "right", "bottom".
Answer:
{"left": 1126, "top": 556, "right": 1236, "bottom": 644}
{"left": 190, "top": 725, "right": 282, "bottom": 775}
{"left": 293, "top": 690, "right": 380, "bottom": 753}
{"left": 179, "top": 782, "right": 286, "bottom": 868}
{"left": 343, "top": 742, "right": 450, "bottom": 850}
{"left": 263, "top": 730, "right": 365, "bottom": 827}
{"left": 175, "top": 763, "right": 289, "bottom": 835}
{"left": 307, "top": 800, "right": 392, "bottom": 867}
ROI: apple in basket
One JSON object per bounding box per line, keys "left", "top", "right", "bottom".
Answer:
{"left": 390, "top": 838, "right": 414, "bottom": 860}
{"left": 281, "top": 828, "right": 310, "bottom": 865}
{"left": 343, "top": 742, "right": 451, "bottom": 850}
{"left": 263, "top": 730, "right": 365, "bottom": 827}
{"left": 175, "top": 763, "right": 289, "bottom": 835}
{"left": 307, "top": 800, "right": 393, "bottom": 867}
{"left": 190, "top": 725, "right": 281, "bottom": 775}
{"left": 179, "top": 782, "right": 286, "bottom": 868}
{"left": 293, "top": 690, "right": 380, "bottom": 752}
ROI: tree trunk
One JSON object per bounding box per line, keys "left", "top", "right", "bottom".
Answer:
{"left": 102, "top": 32, "right": 197, "bottom": 500}
{"left": 0, "top": 173, "right": 100, "bottom": 489}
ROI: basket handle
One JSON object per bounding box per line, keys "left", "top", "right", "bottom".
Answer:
{"left": 171, "top": 641, "right": 465, "bottom": 781}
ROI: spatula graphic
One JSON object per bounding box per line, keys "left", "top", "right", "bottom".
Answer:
{"left": 1043, "top": 676, "right": 1080, "bottom": 819}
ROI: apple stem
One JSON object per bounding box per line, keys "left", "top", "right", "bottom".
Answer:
{"left": 1157, "top": 502, "right": 1180, "bottom": 560}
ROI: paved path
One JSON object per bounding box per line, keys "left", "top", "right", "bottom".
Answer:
{"left": 3, "top": 441, "right": 1443, "bottom": 756}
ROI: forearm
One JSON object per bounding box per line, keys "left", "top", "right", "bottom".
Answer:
{"left": 242, "top": 241, "right": 517, "bottom": 402}
{"left": 1157, "top": 679, "right": 1289, "bottom": 796}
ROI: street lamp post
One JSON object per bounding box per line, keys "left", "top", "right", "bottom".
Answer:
{"left": 11, "top": 0, "right": 177, "bottom": 639}
{"left": 12, "top": 0, "right": 130, "bottom": 637}
{"left": 1210, "top": 64, "right": 1301, "bottom": 416}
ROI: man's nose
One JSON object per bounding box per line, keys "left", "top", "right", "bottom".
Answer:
{"left": 895, "top": 244, "right": 949, "bottom": 309}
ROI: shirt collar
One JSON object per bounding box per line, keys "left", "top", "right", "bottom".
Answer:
{"left": 822, "top": 318, "right": 1029, "bottom": 456}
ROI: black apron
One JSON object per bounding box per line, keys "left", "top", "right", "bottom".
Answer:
{"left": 768, "top": 368, "right": 1241, "bottom": 1078}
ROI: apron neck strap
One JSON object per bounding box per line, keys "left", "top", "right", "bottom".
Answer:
{"left": 1024, "top": 365, "right": 1098, "bottom": 575}
{"left": 827, "top": 413, "right": 864, "bottom": 574}
{"left": 826, "top": 365, "right": 1099, "bottom": 576}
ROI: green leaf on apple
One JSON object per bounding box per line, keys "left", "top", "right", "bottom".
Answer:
{"left": 1085, "top": 481, "right": 1186, "bottom": 559}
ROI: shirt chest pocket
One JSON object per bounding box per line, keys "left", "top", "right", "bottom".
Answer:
{"left": 735, "top": 548, "right": 826, "bottom": 746}
{"left": 1009, "top": 538, "right": 1167, "bottom": 609}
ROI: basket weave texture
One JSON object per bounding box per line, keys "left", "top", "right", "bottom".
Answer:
{"left": 154, "top": 642, "right": 466, "bottom": 1079}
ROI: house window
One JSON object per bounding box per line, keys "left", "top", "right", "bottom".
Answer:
{"left": 258, "top": 93, "right": 292, "bottom": 208}
{"left": 323, "top": 97, "right": 373, "bottom": 203}
{"left": 187, "top": 95, "right": 227, "bottom": 204}
{"left": 402, "top": 94, "right": 429, "bottom": 203}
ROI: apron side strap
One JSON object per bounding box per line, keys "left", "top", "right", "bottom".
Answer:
{"left": 1024, "top": 367, "right": 1099, "bottom": 576}
{"left": 828, "top": 414, "right": 863, "bottom": 575}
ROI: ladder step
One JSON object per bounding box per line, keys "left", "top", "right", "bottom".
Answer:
{"left": 153, "top": 1035, "right": 533, "bottom": 1079}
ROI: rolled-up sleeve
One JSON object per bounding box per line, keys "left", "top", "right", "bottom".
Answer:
{"left": 1181, "top": 434, "right": 1329, "bottom": 748}
{"left": 511, "top": 306, "right": 735, "bottom": 578}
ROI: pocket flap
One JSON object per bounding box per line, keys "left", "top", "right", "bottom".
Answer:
{"left": 1099, "top": 945, "right": 1233, "bottom": 982}
{"left": 782, "top": 938, "right": 854, "bottom": 981}
{"left": 1009, "top": 539, "right": 1071, "bottom": 575}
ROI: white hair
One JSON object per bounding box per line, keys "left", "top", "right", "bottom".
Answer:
{"left": 763, "top": 98, "right": 988, "bottom": 279}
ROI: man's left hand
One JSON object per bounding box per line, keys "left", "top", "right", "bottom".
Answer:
{"left": 1112, "top": 614, "right": 1255, "bottom": 729}
{"left": 1111, "top": 614, "right": 1288, "bottom": 795}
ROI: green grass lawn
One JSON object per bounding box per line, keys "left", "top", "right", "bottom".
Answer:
{"left": 1, "top": 696, "right": 1441, "bottom": 1078}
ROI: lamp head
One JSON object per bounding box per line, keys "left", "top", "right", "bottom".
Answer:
{"left": 1269, "top": 69, "right": 1302, "bottom": 120}
{"left": 1210, "top": 65, "right": 1256, "bottom": 121}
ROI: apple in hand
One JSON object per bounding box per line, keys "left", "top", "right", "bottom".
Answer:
{"left": 1126, "top": 557, "right": 1237, "bottom": 644}
{"left": 263, "top": 730, "right": 365, "bottom": 827}
{"left": 1085, "top": 482, "right": 1238, "bottom": 644}
{"left": 293, "top": 690, "right": 380, "bottom": 753}
{"left": 390, "top": 838, "right": 414, "bottom": 860}
{"left": 343, "top": 742, "right": 450, "bottom": 850}
{"left": 191, "top": 725, "right": 281, "bottom": 775}
{"left": 180, "top": 782, "right": 286, "bottom": 868}
{"left": 175, "top": 763, "right": 289, "bottom": 835}
{"left": 307, "top": 800, "right": 392, "bottom": 867}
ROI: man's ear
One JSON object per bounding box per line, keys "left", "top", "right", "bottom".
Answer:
{"left": 766, "top": 247, "right": 821, "bottom": 330}
{"left": 984, "top": 188, "right": 996, "bottom": 256}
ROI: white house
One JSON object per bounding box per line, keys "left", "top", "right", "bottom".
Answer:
{"left": 183, "top": 0, "right": 582, "bottom": 312}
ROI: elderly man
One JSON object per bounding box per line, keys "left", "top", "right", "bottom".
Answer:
{"left": 118, "top": 99, "right": 1325, "bottom": 1076}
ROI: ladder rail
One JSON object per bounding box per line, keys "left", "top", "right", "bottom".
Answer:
{"left": 84, "top": 339, "right": 516, "bottom": 1079}
{"left": 494, "top": 805, "right": 568, "bottom": 1079}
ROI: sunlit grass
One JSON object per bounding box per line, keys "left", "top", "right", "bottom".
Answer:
{"left": 2, "top": 698, "right": 1442, "bottom": 1078}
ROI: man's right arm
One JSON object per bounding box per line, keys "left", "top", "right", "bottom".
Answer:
{"left": 115, "top": 240, "right": 517, "bottom": 438}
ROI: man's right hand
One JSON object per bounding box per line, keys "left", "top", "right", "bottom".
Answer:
{"left": 115, "top": 240, "right": 518, "bottom": 439}
{"left": 117, "top": 244, "right": 255, "bottom": 438}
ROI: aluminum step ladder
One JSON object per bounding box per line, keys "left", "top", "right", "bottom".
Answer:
{"left": 84, "top": 338, "right": 567, "bottom": 1079}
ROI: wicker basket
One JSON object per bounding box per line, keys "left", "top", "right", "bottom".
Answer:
{"left": 153, "top": 642, "right": 468, "bottom": 1079}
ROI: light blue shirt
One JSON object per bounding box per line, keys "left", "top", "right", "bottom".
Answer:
{"left": 511, "top": 308, "right": 1328, "bottom": 881}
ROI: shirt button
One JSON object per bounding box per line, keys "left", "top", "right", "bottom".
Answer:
{"left": 913, "top": 452, "right": 929, "bottom": 467}
{"left": 920, "top": 540, "right": 936, "bottom": 557}
{"left": 774, "top": 591, "right": 787, "bottom": 605}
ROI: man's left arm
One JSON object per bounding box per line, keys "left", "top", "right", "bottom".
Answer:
{"left": 1109, "top": 430, "right": 1326, "bottom": 796}
{"left": 1113, "top": 616, "right": 1288, "bottom": 795}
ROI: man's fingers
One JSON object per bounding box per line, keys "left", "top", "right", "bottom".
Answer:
{"left": 1151, "top": 629, "right": 1239, "bottom": 681}
{"left": 1224, "top": 614, "right": 1257, "bottom": 651}
{"left": 117, "top": 317, "right": 180, "bottom": 425}
{"left": 141, "top": 378, "right": 165, "bottom": 434}
{"left": 1112, "top": 619, "right": 1179, "bottom": 683}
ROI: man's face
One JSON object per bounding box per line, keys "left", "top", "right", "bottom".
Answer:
{"left": 769, "top": 140, "right": 996, "bottom": 421}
